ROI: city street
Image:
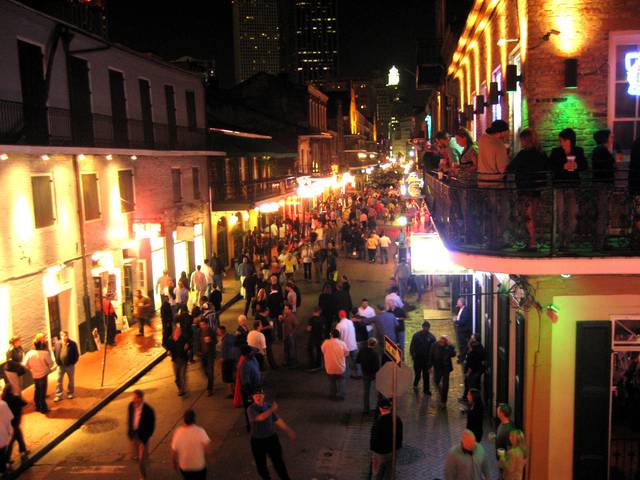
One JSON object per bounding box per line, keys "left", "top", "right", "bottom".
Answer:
{"left": 23, "top": 255, "right": 498, "bottom": 480}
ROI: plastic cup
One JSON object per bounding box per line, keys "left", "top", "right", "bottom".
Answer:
{"left": 497, "top": 448, "right": 506, "bottom": 457}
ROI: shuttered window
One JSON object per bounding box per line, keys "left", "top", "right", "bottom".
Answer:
{"left": 31, "top": 175, "right": 56, "bottom": 228}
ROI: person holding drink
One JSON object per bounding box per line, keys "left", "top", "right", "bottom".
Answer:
{"left": 498, "top": 429, "right": 528, "bottom": 480}
{"left": 549, "top": 128, "right": 587, "bottom": 250}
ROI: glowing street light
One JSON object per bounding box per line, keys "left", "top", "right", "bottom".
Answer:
{"left": 397, "top": 216, "right": 408, "bottom": 227}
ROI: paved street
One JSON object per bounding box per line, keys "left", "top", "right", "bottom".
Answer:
{"left": 22, "top": 257, "right": 498, "bottom": 480}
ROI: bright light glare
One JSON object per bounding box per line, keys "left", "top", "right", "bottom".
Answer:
{"left": 410, "top": 233, "right": 473, "bottom": 275}
{"left": 397, "top": 215, "right": 407, "bottom": 227}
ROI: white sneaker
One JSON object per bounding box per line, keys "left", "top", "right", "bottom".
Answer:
{"left": 67, "top": 394, "right": 74, "bottom": 399}
{"left": 53, "top": 396, "right": 62, "bottom": 402}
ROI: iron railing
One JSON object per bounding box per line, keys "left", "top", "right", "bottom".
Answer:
{"left": 424, "top": 168, "right": 640, "bottom": 257}
{"left": 0, "top": 99, "right": 208, "bottom": 150}
{"left": 212, "top": 175, "right": 297, "bottom": 206}
{"left": 610, "top": 437, "right": 640, "bottom": 479}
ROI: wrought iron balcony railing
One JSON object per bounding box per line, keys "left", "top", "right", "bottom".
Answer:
{"left": 424, "top": 168, "right": 640, "bottom": 257}
{"left": 0, "top": 99, "right": 208, "bottom": 151}
{"left": 212, "top": 175, "right": 297, "bottom": 206}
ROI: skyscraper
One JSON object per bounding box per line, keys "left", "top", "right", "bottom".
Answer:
{"left": 294, "top": 0, "right": 339, "bottom": 83}
{"left": 232, "top": 0, "right": 281, "bottom": 83}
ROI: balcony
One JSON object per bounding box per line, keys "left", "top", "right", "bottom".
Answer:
{"left": 424, "top": 171, "right": 640, "bottom": 274}
{"left": 0, "top": 99, "right": 208, "bottom": 151}
{"left": 211, "top": 175, "right": 297, "bottom": 210}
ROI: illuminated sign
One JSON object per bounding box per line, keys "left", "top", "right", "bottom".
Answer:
{"left": 626, "top": 52, "right": 640, "bottom": 96}
{"left": 133, "top": 222, "right": 162, "bottom": 239}
{"left": 387, "top": 66, "right": 399, "bottom": 86}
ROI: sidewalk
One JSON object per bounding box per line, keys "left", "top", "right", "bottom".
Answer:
{"left": 13, "top": 279, "right": 240, "bottom": 471}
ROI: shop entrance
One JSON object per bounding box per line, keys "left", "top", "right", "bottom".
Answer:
{"left": 47, "top": 289, "right": 71, "bottom": 343}
{"left": 150, "top": 237, "right": 166, "bottom": 308}
{"left": 217, "top": 217, "right": 229, "bottom": 267}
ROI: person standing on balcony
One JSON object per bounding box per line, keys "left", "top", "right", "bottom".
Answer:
{"left": 454, "top": 128, "right": 479, "bottom": 243}
{"left": 435, "top": 131, "right": 464, "bottom": 166}
{"left": 506, "top": 128, "right": 549, "bottom": 252}
{"left": 549, "top": 128, "right": 587, "bottom": 250}
{"left": 477, "top": 120, "right": 510, "bottom": 249}
{"left": 591, "top": 129, "right": 616, "bottom": 251}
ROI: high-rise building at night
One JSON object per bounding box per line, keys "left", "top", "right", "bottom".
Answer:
{"left": 232, "top": 0, "right": 281, "bottom": 83}
{"left": 294, "top": 0, "right": 339, "bottom": 83}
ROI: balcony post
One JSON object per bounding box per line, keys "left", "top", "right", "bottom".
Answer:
{"left": 551, "top": 187, "right": 557, "bottom": 256}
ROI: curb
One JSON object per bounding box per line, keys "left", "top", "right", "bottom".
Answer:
{"left": 12, "top": 292, "right": 242, "bottom": 478}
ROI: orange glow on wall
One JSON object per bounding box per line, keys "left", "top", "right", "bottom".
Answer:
{"left": 349, "top": 86, "right": 357, "bottom": 135}
{"left": 518, "top": 0, "right": 528, "bottom": 62}
{"left": 498, "top": 2, "right": 508, "bottom": 76}
{"left": 484, "top": 22, "right": 493, "bottom": 87}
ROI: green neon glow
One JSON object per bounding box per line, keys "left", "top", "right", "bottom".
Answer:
{"left": 538, "top": 93, "right": 604, "bottom": 154}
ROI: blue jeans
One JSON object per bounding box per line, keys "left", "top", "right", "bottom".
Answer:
{"left": 213, "top": 274, "right": 223, "bottom": 291}
{"left": 56, "top": 363, "right": 75, "bottom": 397}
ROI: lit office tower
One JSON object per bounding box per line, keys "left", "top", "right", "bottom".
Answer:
{"left": 233, "top": 0, "right": 281, "bottom": 82}
{"left": 295, "top": 0, "right": 338, "bottom": 83}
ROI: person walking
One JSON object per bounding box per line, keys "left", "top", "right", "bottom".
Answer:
{"left": 190, "top": 265, "right": 208, "bottom": 305}
{"left": 306, "top": 307, "right": 325, "bottom": 371}
{"left": 209, "top": 283, "right": 222, "bottom": 312}
{"left": 454, "top": 297, "right": 472, "bottom": 363}
{"left": 171, "top": 409, "right": 211, "bottom": 480}
{"left": 444, "top": 429, "right": 491, "bottom": 480}
{"left": 22, "top": 333, "right": 53, "bottom": 414}
{"left": 133, "top": 290, "right": 153, "bottom": 337}
{"left": 0, "top": 395, "right": 13, "bottom": 477}
{"left": 53, "top": 331, "right": 79, "bottom": 402}
{"left": 2, "top": 383, "right": 27, "bottom": 465}
{"left": 410, "top": 321, "right": 436, "bottom": 395}
{"left": 321, "top": 329, "right": 349, "bottom": 400}
{"left": 465, "top": 388, "right": 485, "bottom": 442}
{"left": 357, "top": 337, "right": 380, "bottom": 414}
{"left": 394, "top": 260, "right": 411, "bottom": 300}
{"left": 219, "top": 325, "right": 239, "bottom": 398}
{"left": 161, "top": 297, "right": 174, "bottom": 349}
{"left": 336, "top": 310, "right": 360, "bottom": 378}
{"left": 101, "top": 295, "right": 118, "bottom": 346}
{"left": 211, "top": 254, "right": 225, "bottom": 292}
{"left": 378, "top": 231, "right": 391, "bottom": 264}
{"left": 280, "top": 305, "right": 298, "bottom": 367}
{"left": 199, "top": 319, "right": 216, "bottom": 396}
{"left": 430, "top": 335, "right": 456, "bottom": 407}
{"left": 370, "top": 397, "right": 403, "bottom": 480}
{"left": 239, "top": 346, "right": 262, "bottom": 432}
{"left": 243, "top": 272, "right": 259, "bottom": 316}
{"left": 127, "top": 390, "right": 155, "bottom": 480}
{"left": 167, "top": 325, "right": 190, "bottom": 396}
{"left": 300, "top": 241, "right": 313, "bottom": 280}
{"left": 248, "top": 321, "right": 267, "bottom": 370}
{"left": 4, "top": 337, "right": 25, "bottom": 396}
{"left": 155, "top": 269, "right": 172, "bottom": 305}
{"left": 494, "top": 403, "right": 516, "bottom": 460}
{"left": 247, "top": 387, "right": 296, "bottom": 480}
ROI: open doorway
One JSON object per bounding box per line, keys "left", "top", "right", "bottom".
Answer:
{"left": 611, "top": 351, "right": 640, "bottom": 479}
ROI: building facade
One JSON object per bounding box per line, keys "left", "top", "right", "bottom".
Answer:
{"left": 0, "top": 0, "right": 220, "bottom": 354}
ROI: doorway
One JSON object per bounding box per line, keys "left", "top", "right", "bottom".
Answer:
{"left": 217, "top": 217, "right": 229, "bottom": 267}
{"left": 47, "top": 295, "right": 61, "bottom": 342}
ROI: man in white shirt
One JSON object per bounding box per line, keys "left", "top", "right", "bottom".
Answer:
{"left": 190, "top": 266, "right": 207, "bottom": 303}
{"left": 156, "top": 269, "right": 172, "bottom": 304}
{"left": 378, "top": 231, "right": 392, "bottom": 264}
{"left": 336, "top": 310, "right": 361, "bottom": 379}
{"left": 171, "top": 409, "right": 211, "bottom": 479}
{"left": 357, "top": 299, "right": 376, "bottom": 319}
{"left": 248, "top": 321, "right": 267, "bottom": 369}
{"left": 321, "top": 329, "right": 349, "bottom": 400}
{"left": 385, "top": 287, "right": 404, "bottom": 309}
{"left": 0, "top": 397, "right": 13, "bottom": 476}
{"left": 202, "top": 259, "right": 214, "bottom": 296}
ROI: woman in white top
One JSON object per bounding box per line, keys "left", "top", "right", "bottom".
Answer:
{"left": 23, "top": 333, "right": 53, "bottom": 413}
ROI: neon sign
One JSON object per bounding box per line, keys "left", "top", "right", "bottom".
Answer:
{"left": 626, "top": 52, "right": 640, "bottom": 96}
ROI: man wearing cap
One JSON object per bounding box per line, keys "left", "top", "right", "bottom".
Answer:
{"left": 478, "top": 119, "right": 510, "bottom": 248}
{"left": 430, "top": 335, "right": 457, "bottom": 407}
{"left": 410, "top": 321, "right": 436, "bottom": 395}
{"left": 370, "top": 397, "right": 403, "bottom": 480}
{"left": 247, "top": 388, "right": 296, "bottom": 480}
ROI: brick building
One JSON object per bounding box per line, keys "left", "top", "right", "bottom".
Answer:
{"left": 0, "top": 0, "right": 222, "bottom": 354}
{"left": 430, "top": 0, "right": 640, "bottom": 154}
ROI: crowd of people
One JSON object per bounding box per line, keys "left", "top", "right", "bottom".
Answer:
{"left": 427, "top": 121, "right": 640, "bottom": 251}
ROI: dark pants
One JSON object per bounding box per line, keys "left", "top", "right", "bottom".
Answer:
{"left": 308, "top": 339, "right": 322, "bottom": 369}
{"left": 250, "top": 434, "right": 291, "bottom": 480}
{"left": 413, "top": 357, "right": 431, "bottom": 393}
{"left": 7, "top": 419, "right": 26, "bottom": 458}
{"left": 284, "top": 336, "right": 296, "bottom": 365}
{"left": 266, "top": 339, "right": 278, "bottom": 369}
{"left": 433, "top": 369, "right": 450, "bottom": 403}
{"left": 244, "top": 297, "right": 254, "bottom": 316}
{"left": 456, "top": 329, "right": 471, "bottom": 363}
{"left": 173, "top": 358, "right": 187, "bottom": 394}
{"left": 363, "top": 375, "right": 375, "bottom": 412}
{"left": 106, "top": 314, "right": 117, "bottom": 344}
{"left": 303, "top": 263, "right": 312, "bottom": 280}
{"left": 241, "top": 386, "right": 254, "bottom": 431}
{"left": 137, "top": 316, "right": 149, "bottom": 335}
{"left": 201, "top": 354, "right": 215, "bottom": 393}
{"left": 463, "top": 370, "right": 483, "bottom": 398}
{"left": 368, "top": 249, "right": 376, "bottom": 262}
{"left": 34, "top": 376, "right": 48, "bottom": 412}
{"left": 0, "top": 446, "right": 7, "bottom": 474}
{"left": 181, "top": 468, "right": 207, "bottom": 479}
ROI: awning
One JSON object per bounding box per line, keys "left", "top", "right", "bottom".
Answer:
{"left": 209, "top": 129, "right": 297, "bottom": 158}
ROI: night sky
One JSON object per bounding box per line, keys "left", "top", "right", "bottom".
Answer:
{"left": 108, "top": 0, "right": 435, "bottom": 80}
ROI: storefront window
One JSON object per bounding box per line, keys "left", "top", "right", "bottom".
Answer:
{"left": 609, "top": 34, "right": 640, "bottom": 152}
{"left": 172, "top": 231, "right": 189, "bottom": 279}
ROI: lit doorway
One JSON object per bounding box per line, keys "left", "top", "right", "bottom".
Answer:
{"left": 173, "top": 231, "right": 189, "bottom": 281}
{"left": 150, "top": 237, "right": 166, "bottom": 307}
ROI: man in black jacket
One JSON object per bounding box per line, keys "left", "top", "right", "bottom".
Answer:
{"left": 370, "top": 397, "right": 403, "bottom": 480}
{"left": 453, "top": 297, "right": 472, "bottom": 364}
{"left": 356, "top": 337, "right": 380, "bottom": 414}
{"left": 243, "top": 272, "right": 258, "bottom": 316}
{"left": 209, "top": 283, "right": 223, "bottom": 312}
{"left": 410, "top": 321, "right": 436, "bottom": 395}
{"left": 127, "top": 389, "right": 155, "bottom": 480}
{"left": 53, "top": 331, "right": 79, "bottom": 402}
{"left": 430, "top": 335, "right": 456, "bottom": 407}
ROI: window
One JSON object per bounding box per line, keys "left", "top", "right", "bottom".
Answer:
{"left": 609, "top": 32, "right": 640, "bottom": 152}
{"left": 172, "top": 168, "right": 182, "bottom": 202}
{"left": 81, "top": 173, "right": 101, "bottom": 220}
{"left": 508, "top": 50, "right": 522, "bottom": 151}
{"left": 31, "top": 175, "right": 56, "bottom": 228}
{"left": 185, "top": 90, "right": 197, "bottom": 131}
{"left": 492, "top": 66, "right": 503, "bottom": 120}
{"left": 118, "top": 169, "right": 135, "bottom": 212}
{"left": 192, "top": 167, "right": 201, "bottom": 200}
